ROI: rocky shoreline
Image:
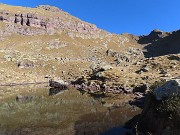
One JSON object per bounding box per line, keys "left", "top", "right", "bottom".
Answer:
{"left": 0, "top": 81, "right": 48, "bottom": 86}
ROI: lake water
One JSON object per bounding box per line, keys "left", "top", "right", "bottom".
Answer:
{"left": 0, "top": 84, "right": 140, "bottom": 135}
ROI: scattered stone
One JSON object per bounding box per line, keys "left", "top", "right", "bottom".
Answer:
{"left": 136, "top": 66, "right": 149, "bottom": 74}
{"left": 123, "top": 87, "right": 133, "bottom": 94}
{"left": 106, "top": 48, "right": 144, "bottom": 66}
{"left": 36, "top": 5, "right": 62, "bottom": 13}
{"left": 160, "top": 69, "right": 167, "bottom": 74}
{"left": 141, "top": 67, "right": 149, "bottom": 72}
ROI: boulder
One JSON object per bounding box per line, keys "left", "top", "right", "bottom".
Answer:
{"left": 49, "top": 78, "right": 68, "bottom": 89}
{"left": 153, "top": 79, "right": 180, "bottom": 100}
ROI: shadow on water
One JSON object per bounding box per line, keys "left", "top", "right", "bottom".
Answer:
{"left": 74, "top": 107, "right": 139, "bottom": 135}
{"left": 0, "top": 84, "right": 141, "bottom": 135}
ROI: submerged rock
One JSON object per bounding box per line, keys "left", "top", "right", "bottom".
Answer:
{"left": 16, "top": 95, "right": 34, "bottom": 102}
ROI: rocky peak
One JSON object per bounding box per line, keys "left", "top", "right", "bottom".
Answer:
{"left": 149, "top": 29, "right": 165, "bottom": 38}
{"left": 36, "top": 5, "right": 62, "bottom": 13}
{"left": 138, "top": 29, "right": 170, "bottom": 45}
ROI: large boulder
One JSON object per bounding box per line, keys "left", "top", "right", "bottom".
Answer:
{"left": 153, "top": 79, "right": 180, "bottom": 100}
{"left": 134, "top": 79, "right": 180, "bottom": 134}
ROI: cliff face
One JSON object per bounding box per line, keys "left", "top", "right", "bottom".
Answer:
{"left": 0, "top": 4, "right": 108, "bottom": 38}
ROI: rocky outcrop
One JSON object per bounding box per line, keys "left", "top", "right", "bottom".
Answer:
{"left": 153, "top": 79, "right": 180, "bottom": 100}
{"left": 0, "top": 4, "right": 109, "bottom": 38}
{"left": 107, "top": 48, "right": 144, "bottom": 66}
{"left": 130, "top": 79, "right": 180, "bottom": 134}
{"left": 36, "top": 5, "right": 63, "bottom": 13}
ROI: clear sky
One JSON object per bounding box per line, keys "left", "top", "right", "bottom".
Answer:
{"left": 0, "top": 0, "right": 180, "bottom": 35}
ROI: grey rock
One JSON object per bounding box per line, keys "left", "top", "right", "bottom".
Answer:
{"left": 153, "top": 79, "right": 180, "bottom": 100}
{"left": 36, "top": 5, "right": 62, "bottom": 13}
{"left": 160, "top": 69, "right": 167, "bottom": 74}
{"left": 49, "top": 78, "right": 68, "bottom": 88}
{"left": 100, "top": 65, "right": 113, "bottom": 71}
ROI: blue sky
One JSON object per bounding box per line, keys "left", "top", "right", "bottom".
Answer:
{"left": 0, "top": 0, "right": 180, "bottom": 35}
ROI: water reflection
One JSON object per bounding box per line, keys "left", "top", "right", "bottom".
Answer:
{"left": 0, "top": 84, "right": 140, "bottom": 135}
{"left": 49, "top": 88, "right": 67, "bottom": 96}
{"left": 100, "top": 127, "right": 132, "bottom": 135}
{"left": 74, "top": 108, "right": 137, "bottom": 135}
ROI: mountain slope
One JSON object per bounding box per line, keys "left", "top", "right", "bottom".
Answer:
{"left": 0, "top": 4, "right": 142, "bottom": 84}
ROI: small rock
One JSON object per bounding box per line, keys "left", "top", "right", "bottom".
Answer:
{"left": 160, "top": 70, "right": 167, "bottom": 74}
{"left": 17, "top": 60, "right": 34, "bottom": 68}
{"left": 123, "top": 87, "right": 133, "bottom": 94}
{"left": 101, "top": 65, "right": 113, "bottom": 71}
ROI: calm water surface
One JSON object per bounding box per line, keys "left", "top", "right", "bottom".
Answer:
{"left": 0, "top": 84, "right": 140, "bottom": 135}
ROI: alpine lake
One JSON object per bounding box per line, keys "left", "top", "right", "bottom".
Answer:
{"left": 0, "top": 84, "right": 141, "bottom": 135}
